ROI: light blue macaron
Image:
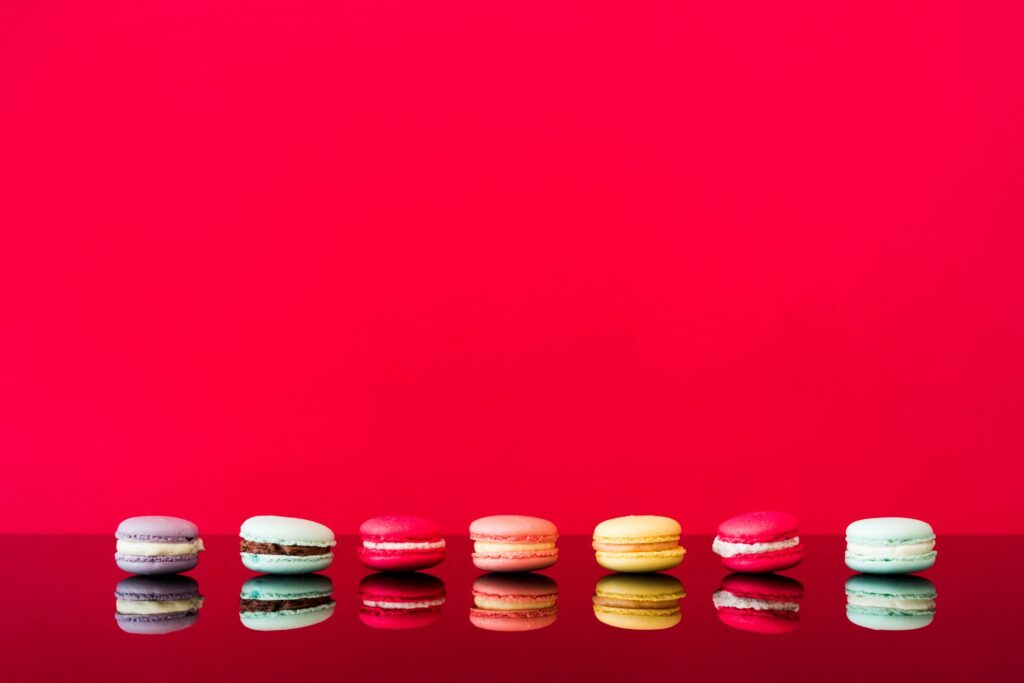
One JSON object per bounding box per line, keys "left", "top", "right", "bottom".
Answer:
{"left": 845, "top": 517, "right": 936, "bottom": 574}
{"left": 845, "top": 574, "right": 936, "bottom": 631}
{"left": 240, "top": 515, "right": 336, "bottom": 574}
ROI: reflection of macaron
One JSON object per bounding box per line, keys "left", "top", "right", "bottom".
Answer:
{"left": 359, "top": 572, "right": 446, "bottom": 629}
{"left": 470, "top": 573, "right": 559, "bottom": 631}
{"left": 592, "top": 573, "right": 685, "bottom": 630}
{"left": 845, "top": 574, "right": 936, "bottom": 630}
{"left": 358, "top": 515, "right": 446, "bottom": 571}
{"left": 592, "top": 516, "right": 685, "bottom": 572}
{"left": 239, "top": 574, "right": 336, "bottom": 631}
{"left": 240, "top": 516, "right": 336, "bottom": 574}
{"left": 845, "top": 518, "right": 937, "bottom": 574}
{"left": 115, "top": 516, "right": 204, "bottom": 575}
{"left": 712, "top": 573, "right": 804, "bottom": 634}
{"left": 470, "top": 516, "right": 558, "bottom": 572}
{"left": 712, "top": 511, "right": 804, "bottom": 573}
{"left": 115, "top": 575, "right": 204, "bottom": 635}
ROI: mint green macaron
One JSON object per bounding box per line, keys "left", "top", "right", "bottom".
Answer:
{"left": 845, "top": 574, "right": 936, "bottom": 631}
{"left": 240, "top": 516, "right": 336, "bottom": 574}
{"left": 845, "top": 517, "right": 936, "bottom": 574}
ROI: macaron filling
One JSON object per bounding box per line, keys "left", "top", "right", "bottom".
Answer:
{"left": 712, "top": 536, "right": 799, "bottom": 558}
{"left": 240, "top": 540, "right": 333, "bottom": 557}
{"left": 116, "top": 596, "right": 204, "bottom": 613}
{"left": 116, "top": 539, "right": 205, "bottom": 557}
{"left": 712, "top": 590, "right": 799, "bottom": 613}
{"left": 471, "top": 535, "right": 557, "bottom": 559}
{"left": 362, "top": 540, "right": 446, "bottom": 551}
{"left": 362, "top": 597, "right": 446, "bottom": 610}
{"left": 240, "top": 596, "right": 335, "bottom": 613}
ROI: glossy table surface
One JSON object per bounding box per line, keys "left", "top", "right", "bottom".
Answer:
{"left": 2, "top": 535, "right": 1018, "bottom": 681}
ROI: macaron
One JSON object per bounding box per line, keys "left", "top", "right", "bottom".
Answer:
{"left": 115, "top": 575, "right": 204, "bottom": 635}
{"left": 470, "top": 573, "right": 559, "bottom": 632}
{"left": 845, "top": 574, "right": 936, "bottom": 631}
{"left": 845, "top": 517, "right": 937, "bottom": 574}
{"left": 712, "top": 573, "right": 804, "bottom": 634}
{"left": 470, "top": 515, "right": 558, "bottom": 572}
{"left": 359, "top": 572, "right": 447, "bottom": 629}
{"left": 592, "top": 515, "right": 685, "bottom": 572}
{"left": 115, "top": 516, "right": 204, "bottom": 575}
{"left": 712, "top": 511, "right": 804, "bottom": 573}
{"left": 592, "top": 573, "right": 685, "bottom": 630}
{"left": 239, "top": 574, "right": 336, "bottom": 631}
{"left": 240, "top": 515, "right": 336, "bottom": 574}
{"left": 358, "top": 515, "right": 446, "bottom": 571}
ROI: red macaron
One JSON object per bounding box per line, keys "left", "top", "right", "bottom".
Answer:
{"left": 358, "top": 515, "right": 446, "bottom": 571}
{"left": 713, "top": 573, "right": 804, "bottom": 634}
{"left": 358, "top": 572, "right": 446, "bottom": 629}
{"left": 712, "top": 511, "right": 804, "bottom": 573}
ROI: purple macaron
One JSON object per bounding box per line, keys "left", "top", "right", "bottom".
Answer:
{"left": 115, "top": 575, "right": 204, "bottom": 634}
{"left": 115, "top": 516, "right": 204, "bottom": 575}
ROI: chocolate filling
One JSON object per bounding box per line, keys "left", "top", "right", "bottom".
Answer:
{"left": 239, "top": 596, "right": 334, "bottom": 613}
{"left": 239, "top": 540, "right": 329, "bottom": 556}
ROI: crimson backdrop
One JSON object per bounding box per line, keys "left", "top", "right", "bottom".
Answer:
{"left": 2, "top": 1, "right": 1022, "bottom": 534}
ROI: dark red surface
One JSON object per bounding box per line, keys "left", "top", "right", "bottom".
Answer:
{"left": 0, "top": 536, "right": 1017, "bottom": 680}
{"left": 1, "top": 1, "right": 1023, "bottom": 535}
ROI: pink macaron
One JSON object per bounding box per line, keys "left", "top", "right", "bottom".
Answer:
{"left": 713, "top": 573, "right": 804, "bottom": 634}
{"left": 469, "top": 515, "right": 558, "bottom": 572}
{"left": 712, "top": 511, "right": 804, "bottom": 573}
{"left": 470, "top": 573, "right": 559, "bottom": 632}
{"left": 358, "top": 515, "right": 446, "bottom": 571}
{"left": 358, "top": 572, "right": 446, "bottom": 629}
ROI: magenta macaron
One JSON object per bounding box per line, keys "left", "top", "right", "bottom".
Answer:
{"left": 470, "top": 515, "right": 558, "bottom": 572}
{"left": 358, "top": 515, "right": 446, "bottom": 571}
{"left": 712, "top": 511, "right": 804, "bottom": 573}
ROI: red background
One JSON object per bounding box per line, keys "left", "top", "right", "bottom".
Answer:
{"left": 2, "top": 1, "right": 1022, "bottom": 535}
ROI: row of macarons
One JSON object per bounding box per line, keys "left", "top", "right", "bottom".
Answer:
{"left": 115, "top": 570, "right": 938, "bottom": 635}
{"left": 115, "top": 512, "right": 938, "bottom": 577}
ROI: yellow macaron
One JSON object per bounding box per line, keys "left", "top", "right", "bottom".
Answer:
{"left": 592, "top": 515, "right": 686, "bottom": 572}
{"left": 592, "top": 573, "right": 685, "bottom": 630}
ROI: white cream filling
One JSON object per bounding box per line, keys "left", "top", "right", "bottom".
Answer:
{"left": 847, "top": 595, "right": 935, "bottom": 610}
{"left": 116, "top": 538, "right": 204, "bottom": 557}
{"left": 712, "top": 536, "right": 799, "bottom": 558}
{"left": 362, "top": 598, "right": 445, "bottom": 610}
{"left": 712, "top": 591, "right": 799, "bottom": 612}
{"left": 474, "top": 541, "right": 555, "bottom": 553}
{"left": 363, "top": 540, "right": 446, "bottom": 551}
{"left": 846, "top": 540, "right": 935, "bottom": 559}
{"left": 116, "top": 597, "right": 204, "bottom": 615}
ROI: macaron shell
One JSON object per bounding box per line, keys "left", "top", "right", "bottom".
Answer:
{"left": 358, "top": 547, "right": 445, "bottom": 571}
{"left": 361, "top": 608, "right": 443, "bottom": 630}
{"left": 846, "top": 609, "right": 934, "bottom": 631}
{"left": 116, "top": 516, "right": 199, "bottom": 542}
{"left": 720, "top": 543, "right": 804, "bottom": 573}
{"left": 473, "top": 552, "right": 558, "bottom": 572}
{"left": 469, "top": 607, "right": 558, "bottom": 632}
{"left": 240, "top": 516, "right": 335, "bottom": 546}
{"left": 470, "top": 515, "right": 558, "bottom": 540}
{"left": 240, "top": 604, "right": 336, "bottom": 631}
{"left": 116, "top": 612, "right": 199, "bottom": 635}
{"left": 845, "top": 517, "right": 934, "bottom": 543}
{"left": 716, "top": 511, "right": 799, "bottom": 543}
{"left": 593, "top": 515, "right": 681, "bottom": 543}
{"left": 716, "top": 608, "right": 799, "bottom": 634}
{"left": 241, "top": 553, "right": 333, "bottom": 574}
{"left": 360, "top": 515, "right": 443, "bottom": 541}
{"left": 116, "top": 554, "right": 199, "bottom": 575}
{"left": 595, "top": 547, "right": 685, "bottom": 573}
{"left": 845, "top": 554, "right": 936, "bottom": 574}
{"left": 593, "top": 606, "right": 681, "bottom": 631}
